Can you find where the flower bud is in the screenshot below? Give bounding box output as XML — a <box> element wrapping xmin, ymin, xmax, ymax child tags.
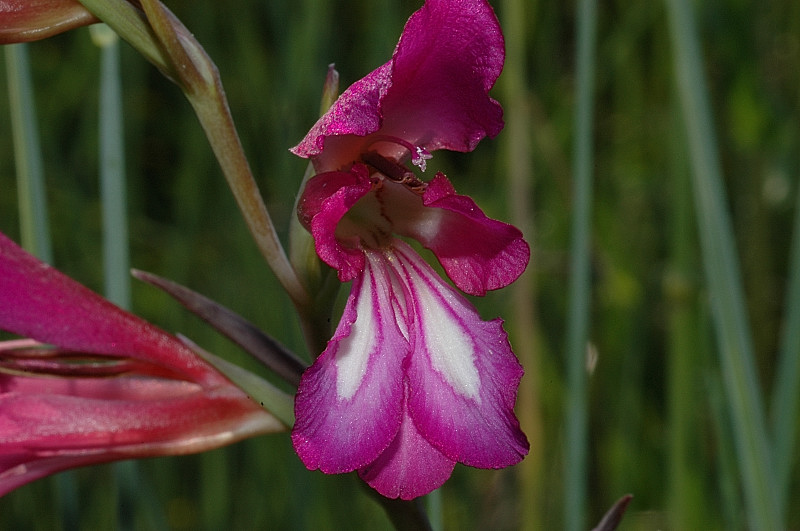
<box><xmin>1</xmin><ymin>0</ymin><xmax>97</xmax><ymax>43</ymax></box>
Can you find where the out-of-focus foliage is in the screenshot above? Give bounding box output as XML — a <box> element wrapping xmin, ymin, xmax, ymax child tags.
<box><xmin>2</xmin><ymin>0</ymin><xmax>800</xmax><ymax>529</ymax></box>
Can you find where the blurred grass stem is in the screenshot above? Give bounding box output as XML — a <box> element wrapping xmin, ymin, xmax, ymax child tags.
<box><xmin>5</xmin><ymin>43</ymin><xmax>51</xmax><ymax>263</ymax></box>
<box><xmin>770</xmin><ymin>180</ymin><xmax>800</xmax><ymax>514</ymax></box>
<box><xmin>499</xmin><ymin>0</ymin><xmax>542</xmax><ymax>526</ymax></box>
<box><xmin>666</xmin><ymin>112</ymin><xmax>706</xmax><ymax>529</ymax></box>
<box><xmin>563</xmin><ymin>0</ymin><xmax>598</xmax><ymax>529</ymax></box>
<box><xmin>664</xmin><ymin>0</ymin><xmax>781</xmax><ymax>527</ymax></box>
<box><xmin>91</xmin><ymin>23</ymin><xmax>165</xmax><ymax>531</ymax></box>
<box><xmin>92</xmin><ymin>25</ymin><xmax>131</xmax><ymax>310</ymax></box>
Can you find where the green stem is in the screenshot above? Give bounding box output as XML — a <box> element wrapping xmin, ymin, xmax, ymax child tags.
<box><xmin>499</xmin><ymin>0</ymin><xmax>542</xmax><ymax>527</ymax></box>
<box><xmin>769</xmin><ymin>179</ymin><xmax>800</xmax><ymax>515</ymax></box>
<box><xmin>183</xmin><ymin>86</ymin><xmax>332</xmax><ymax>354</ymax></box>
<box><xmin>362</xmin><ymin>484</ymin><xmax>432</xmax><ymax>531</ymax></box>
<box><xmin>425</xmin><ymin>489</ymin><xmax>442</xmax><ymax>531</ymax></box>
<box><xmin>563</xmin><ymin>0</ymin><xmax>598</xmax><ymax>528</ymax></box>
<box><xmin>665</xmin><ymin>109</ymin><xmax>705</xmax><ymax>529</ymax></box>
<box><xmin>77</xmin><ymin>0</ymin><xmax>319</xmax><ymax>343</ymax></box>
<box><xmin>5</xmin><ymin>43</ymin><xmax>52</xmax><ymax>263</ymax></box>
<box><xmin>92</xmin><ymin>25</ymin><xmax>131</xmax><ymax>310</ymax></box>
<box><xmin>76</xmin><ymin>0</ymin><xmax>174</xmax><ymax>80</ymax></box>
<box><xmin>664</xmin><ymin>0</ymin><xmax>780</xmax><ymax>527</ymax></box>
<box><xmin>140</xmin><ymin>0</ymin><xmax>310</xmax><ymax>306</ymax></box>
<box><xmin>288</xmin><ymin>67</ymin><xmax>339</xmax><ymax>319</ymax></box>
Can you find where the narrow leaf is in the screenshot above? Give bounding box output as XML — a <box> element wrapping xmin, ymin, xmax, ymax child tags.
<box><xmin>178</xmin><ymin>335</ymin><xmax>295</xmax><ymax>428</ymax></box>
<box><xmin>133</xmin><ymin>269</ymin><xmax>306</xmax><ymax>386</ymax></box>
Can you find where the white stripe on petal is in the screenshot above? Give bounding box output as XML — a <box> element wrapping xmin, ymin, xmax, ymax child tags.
<box><xmin>335</xmin><ymin>262</ymin><xmax>377</xmax><ymax>400</ymax></box>
<box><xmin>391</xmin><ymin>244</ymin><xmax>481</xmax><ymax>401</ymax></box>
<box><xmin>391</xmin><ymin>241</ymin><xmax>528</xmax><ymax>467</ymax></box>
<box><xmin>415</xmin><ymin>285</ymin><xmax>481</xmax><ymax>401</ymax></box>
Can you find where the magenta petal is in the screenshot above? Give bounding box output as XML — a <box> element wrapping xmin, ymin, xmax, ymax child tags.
<box><xmin>386</xmin><ymin>173</ymin><xmax>529</xmax><ymax>295</ymax></box>
<box><xmin>299</xmin><ymin>166</ymin><xmax>373</xmax><ymax>281</ymax></box>
<box><xmin>0</xmin><ymin>0</ymin><xmax>97</xmax><ymax>44</ymax></box>
<box><xmin>0</xmin><ymin>232</ymin><xmax>216</xmax><ymax>384</ymax></box>
<box><xmin>291</xmin><ymin>0</ymin><xmax>504</xmax><ymax>171</ymax></box>
<box><xmin>379</xmin><ymin>0</ymin><xmax>504</xmax><ymax>153</ymax></box>
<box><xmin>0</xmin><ymin>234</ymin><xmax>283</xmax><ymax>496</ymax></box>
<box><xmin>290</xmin><ymin>63</ymin><xmax>393</xmax><ymax>171</ymax></box>
<box><xmin>358</xmin><ymin>394</ymin><xmax>456</xmax><ymax>500</ymax></box>
<box><xmin>418</xmin><ymin>174</ymin><xmax>530</xmax><ymax>295</ymax></box>
<box><xmin>393</xmin><ymin>243</ymin><xmax>529</xmax><ymax>468</ymax></box>
<box><xmin>292</xmin><ymin>256</ymin><xmax>407</xmax><ymax>473</ymax></box>
<box><xmin>0</xmin><ymin>379</ymin><xmax>275</xmax><ymax>496</ymax></box>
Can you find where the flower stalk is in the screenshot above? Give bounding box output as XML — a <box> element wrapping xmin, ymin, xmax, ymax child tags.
<box><xmin>74</xmin><ymin>0</ymin><xmax>331</xmax><ymax>354</ymax></box>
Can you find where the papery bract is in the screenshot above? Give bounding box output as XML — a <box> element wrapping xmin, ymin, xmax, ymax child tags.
<box><xmin>0</xmin><ymin>0</ymin><xmax>97</xmax><ymax>43</ymax></box>
<box><xmin>290</xmin><ymin>0</ymin><xmax>530</xmax><ymax>499</ymax></box>
<box><xmin>0</xmin><ymin>232</ymin><xmax>283</xmax><ymax>496</ymax></box>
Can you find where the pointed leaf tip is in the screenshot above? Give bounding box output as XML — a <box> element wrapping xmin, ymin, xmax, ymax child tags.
<box><xmin>591</xmin><ymin>494</ymin><xmax>634</xmax><ymax>531</ymax></box>
<box><xmin>177</xmin><ymin>335</ymin><xmax>295</xmax><ymax>428</ymax></box>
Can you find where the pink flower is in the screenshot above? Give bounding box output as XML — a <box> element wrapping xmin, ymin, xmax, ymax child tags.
<box><xmin>0</xmin><ymin>232</ymin><xmax>283</xmax><ymax>496</ymax></box>
<box><xmin>0</xmin><ymin>0</ymin><xmax>97</xmax><ymax>44</ymax></box>
<box><xmin>290</xmin><ymin>0</ymin><xmax>529</xmax><ymax>499</ymax></box>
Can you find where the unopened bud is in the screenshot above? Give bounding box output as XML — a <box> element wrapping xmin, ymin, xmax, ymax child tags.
<box><xmin>0</xmin><ymin>0</ymin><xmax>97</xmax><ymax>44</ymax></box>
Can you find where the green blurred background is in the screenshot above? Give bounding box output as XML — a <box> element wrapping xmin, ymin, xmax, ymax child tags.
<box><xmin>2</xmin><ymin>0</ymin><xmax>800</xmax><ymax>529</ymax></box>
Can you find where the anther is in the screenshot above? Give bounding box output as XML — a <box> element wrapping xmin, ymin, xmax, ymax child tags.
<box><xmin>361</xmin><ymin>151</ymin><xmax>427</xmax><ymax>192</ymax></box>
<box><xmin>369</xmin><ymin>135</ymin><xmax>433</xmax><ymax>171</ymax></box>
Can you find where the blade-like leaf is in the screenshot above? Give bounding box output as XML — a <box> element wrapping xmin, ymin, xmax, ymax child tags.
<box><xmin>133</xmin><ymin>269</ymin><xmax>306</xmax><ymax>386</ymax></box>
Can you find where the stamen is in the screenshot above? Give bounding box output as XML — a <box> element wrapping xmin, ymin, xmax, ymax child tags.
<box><xmin>362</xmin><ymin>151</ymin><xmax>414</xmax><ymax>182</ymax></box>
<box><xmin>412</xmin><ymin>146</ymin><xmax>433</xmax><ymax>172</ymax></box>
<box><xmin>361</xmin><ymin>151</ymin><xmax>427</xmax><ymax>192</ymax></box>
<box><xmin>370</xmin><ymin>135</ymin><xmax>433</xmax><ymax>171</ymax></box>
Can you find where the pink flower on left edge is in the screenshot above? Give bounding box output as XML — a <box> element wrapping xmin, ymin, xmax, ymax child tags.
<box><xmin>0</xmin><ymin>231</ymin><xmax>283</xmax><ymax>496</ymax></box>
<box><xmin>0</xmin><ymin>0</ymin><xmax>97</xmax><ymax>44</ymax></box>
<box><xmin>291</xmin><ymin>0</ymin><xmax>529</xmax><ymax>499</ymax></box>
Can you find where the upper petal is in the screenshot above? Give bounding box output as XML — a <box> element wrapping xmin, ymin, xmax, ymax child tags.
<box><xmin>378</xmin><ymin>0</ymin><xmax>504</xmax><ymax>153</ymax></box>
<box><xmin>290</xmin><ymin>63</ymin><xmax>393</xmax><ymax>171</ymax></box>
<box><xmin>290</xmin><ymin>0</ymin><xmax>504</xmax><ymax>171</ymax></box>
<box><xmin>392</xmin><ymin>242</ymin><xmax>529</xmax><ymax>468</ymax></box>
<box><xmin>0</xmin><ymin>232</ymin><xmax>222</xmax><ymax>385</ymax></box>
<box><xmin>291</xmin><ymin>255</ymin><xmax>408</xmax><ymax>473</ymax></box>
<box><xmin>384</xmin><ymin>173</ymin><xmax>530</xmax><ymax>295</ymax></box>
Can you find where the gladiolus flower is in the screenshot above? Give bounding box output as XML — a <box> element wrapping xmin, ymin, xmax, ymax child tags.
<box><xmin>0</xmin><ymin>0</ymin><xmax>97</xmax><ymax>44</ymax></box>
<box><xmin>290</xmin><ymin>0</ymin><xmax>529</xmax><ymax>499</ymax></box>
<box><xmin>0</xmin><ymin>232</ymin><xmax>284</xmax><ymax>496</ymax></box>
